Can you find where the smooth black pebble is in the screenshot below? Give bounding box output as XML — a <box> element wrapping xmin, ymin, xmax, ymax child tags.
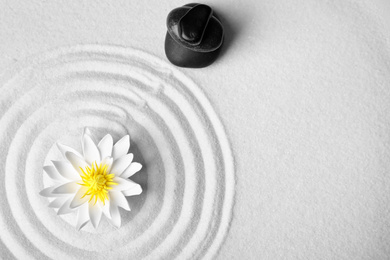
<box><xmin>165</xmin><ymin>3</ymin><xmax>224</xmax><ymax>68</ymax></box>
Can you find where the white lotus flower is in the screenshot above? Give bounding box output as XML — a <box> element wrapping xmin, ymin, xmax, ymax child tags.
<box><xmin>40</xmin><ymin>128</ymin><xmax>143</xmax><ymax>230</ymax></box>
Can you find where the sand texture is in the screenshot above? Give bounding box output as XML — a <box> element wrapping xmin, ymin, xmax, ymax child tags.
<box><xmin>1</xmin><ymin>0</ymin><xmax>390</xmax><ymax>259</ymax></box>
<box><xmin>0</xmin><ymin>46</ymin><xmax>234</xmax><ymax>259</ymax></box>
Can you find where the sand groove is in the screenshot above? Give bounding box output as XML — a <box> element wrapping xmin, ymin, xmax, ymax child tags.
<box><xmin>0</xmin><ymin>45</ymin><xmax>235</xmax><ymax>260</ymax></box>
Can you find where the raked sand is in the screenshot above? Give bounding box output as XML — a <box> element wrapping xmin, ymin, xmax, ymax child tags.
<box><xmin>0</xmin><ymin>46</ymin><xmax>234</xmax><ymax>259</ymax></box>
<box><xmin>0</xmin><ymin>0</ymin><xmax>390</xmax><ymax>259</ymax></box>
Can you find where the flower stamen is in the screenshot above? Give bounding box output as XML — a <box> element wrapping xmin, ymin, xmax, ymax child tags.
<box><xmin>78</xmin><ymin>161</ymin><xmax>118</xmax><ymax>205</ymax></box>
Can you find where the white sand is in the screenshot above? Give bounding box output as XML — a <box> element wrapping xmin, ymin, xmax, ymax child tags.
<box><xmin>0</xmin><ymin>46</ymin><xmax>234</xmax><ymax>259</ymax></box>
<box><xmin>0</xmin><ymin>0</ymin><xmax>390</xmax><ymax>259</ymax></box>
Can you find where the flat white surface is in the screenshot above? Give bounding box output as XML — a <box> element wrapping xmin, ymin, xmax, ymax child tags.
<box><xmin>1</xmin><ymin>0</ymin><xmax>390</xmax><ymax>259</ymax></box>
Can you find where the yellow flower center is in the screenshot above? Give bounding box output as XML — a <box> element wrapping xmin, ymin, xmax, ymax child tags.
<box><xmin>78</xmin><ymin>161</ymin><xmax>117</xmax><ymax>205</ymax></box>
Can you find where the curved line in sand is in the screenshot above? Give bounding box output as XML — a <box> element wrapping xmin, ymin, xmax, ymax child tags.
<box><xmin>0</xmin><ymin>45</ymin><xmax>235</xmax><ymax>260</ymax></box>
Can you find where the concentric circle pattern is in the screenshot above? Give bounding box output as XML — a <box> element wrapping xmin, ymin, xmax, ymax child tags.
<box><xmin>0</xmin><ymin>45</ymin><xmax>235</xmax><ymax>259</ymax></box>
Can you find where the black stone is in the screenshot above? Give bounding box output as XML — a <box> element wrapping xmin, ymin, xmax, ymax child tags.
<box><xmin>165</xmin><ymin>3</ymin><xmax>224</xmax><ymax>68</ymax></box>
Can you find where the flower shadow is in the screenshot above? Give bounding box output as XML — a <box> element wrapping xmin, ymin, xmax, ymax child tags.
<box><xmin>121</xmin><ymin>142</ymin><xmax>148</xmax><ymax>223</ymax></box>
